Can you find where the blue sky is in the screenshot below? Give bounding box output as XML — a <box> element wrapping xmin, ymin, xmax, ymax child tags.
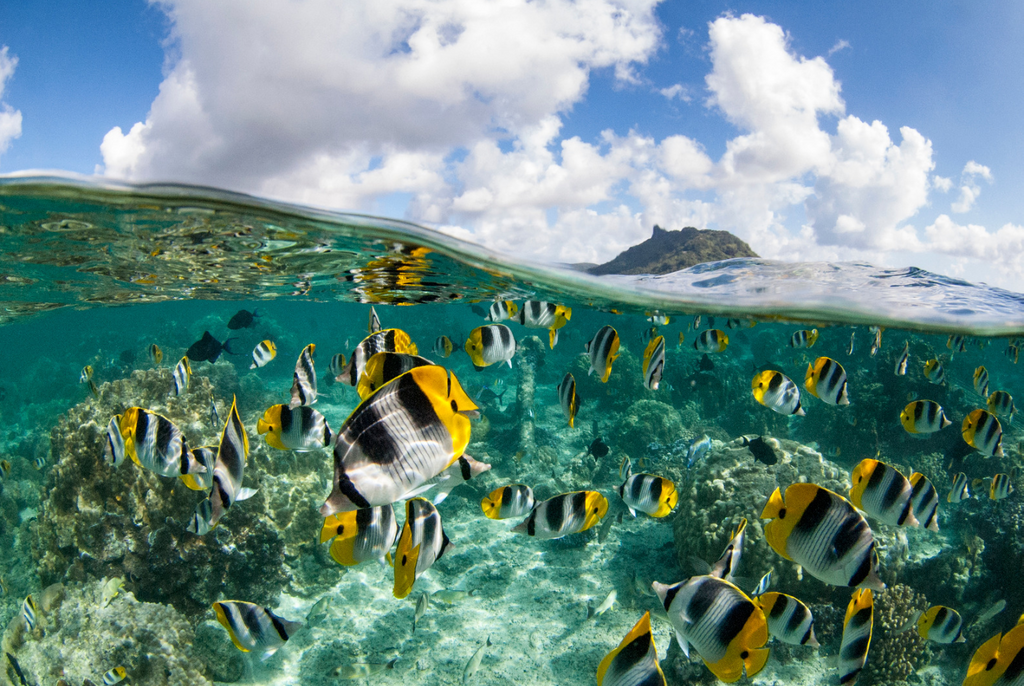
<box><xmin>1</xmin><ymin>1</ymin><xmax>1023</xmax><ymax>290</ymax></box>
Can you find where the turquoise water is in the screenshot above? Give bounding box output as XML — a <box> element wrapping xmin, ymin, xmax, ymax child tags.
<box><xmin>0</xmin><ymin>177</ymin><xmax>1022</xmax><ymax>686</ymax></box>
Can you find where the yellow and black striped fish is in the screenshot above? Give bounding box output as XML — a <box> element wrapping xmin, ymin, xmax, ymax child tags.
<box><xmin>804</xmin><ymin>357</ymin><xmax>850</xmax><ymax>405</ymax></box>
<box><xmin>642</xmin><ymin>335</ymin><xmax>665</xmax><ymax>391</ymax></box>
<box><xmin>511</xmin><ymin>491</ymin><xmax>608</xmax><ymax>539</ymax></box>
<box><xmin>101</xmin><ymin>666</ymin><xmax>127</xmax><ymax>686</ymax></box>
<box><xmin>465</xmin><ymin>324</ymin><xmax>517</xmax><ymax>369</ymax></box>
<box><xmin>393</xmin><ymin>498</ymin><xmax>452</xmax><ymax>599</ymax></box>
<box><xmin>368</xmin><ymin>305</ymin><xmax>382</xmax><ymax>334</ymax></box>
<box><xmin>974</xmin><ymin>366</ymin><xmax>990</xmax><ymax>397</ymax></box>
<box><xmin>617</xmin><ymin>458</ymin><xmax>677</xmax><ymax>518</ymax></box>
<box><xmin>849</xmin><ymin>459</ymin><xmax>920</xmax><ymax>527</ymax></box>
<box><xmin>515</xmin><ymin>301</ymin><xmax>571</xmax><ymax>348</ymax></box>
<box><xmin>987</xmin><ymin>391</ymin><xmax>1016</xmax><ymax>422</ymax></box>
<box><xmin>557</xmin><ymin>372</ymin><xmax>581</xmax><ymax>428</ymax></box>
<box><xmin>990</xmin><ymin>473</ymin><xmax>1013</xmax><ymax>501</ymax></box>
<box><xmin>171</xmin><ymin>356</ymin><xmax>191</xmax><ymax>396</ymax></box>
<box><xmin>119</xmin><ymin>408</ymin><xmax>205</xmax><ymax>478</ymax></box>
<box><xmin>596</xmin><ymin>612</ymin><xmax>666</xmax><ymax>686</ymax></box>
<box><xmin>179</xmin><ymin>446</ymin><xmax>216</xmax><ymax>491</ymax></box>
<box><xmin>652</xmin><ymin>575</ymin><xmax>769</xmax><ymax>683</ymax></box>
<box><xmin>962</xmin><ymin>408</ymin><xmax>1004</xmax><ymax>457</ymax></box>
<box><xmin>789</xmin><ymin>329</ymin><xmax>818</xmax><ymax>348</ymax></box>
<box><xmin>328</xmin><ymin>353</ymin><xmax>346</xmax><ymax>379</ymax></box>
<box><xmin>187</xmin><ymin>396</ymin><xmax>256</xmax><ymax>534</ymax></box>
<box><xmin>320</xmin><ymin>504</ymin><xmax>398</xmax><ymax>567</ymax></box>
<box><xmin>103</xmin><ymin>414</ymin><xmax>126</xmax><ymax>468</ymax></box>
<box><xmin>948</xmin><ymin>472</ymin><xmax>971</xmax><ymax>503</ymax></box>
<box><xmin>290</xmin><ymin>344</ymin><xmax>317</xmax><ymax>407</ymax></box>
<box><xmin>249</xmin><ymin>340</ymin><xmax>276</xmax><ymax>369</ymax></box>
<box><xmin>485</xmin><ymin>300</ymin><xmax>518</xmax><ymax>322</ymax></box>
<box><xmin>839</xmin><ymin>589</ymin><xmax>873</xmax><ymax>686</ymax></box>
<box><xmin>336</xmin><ymin>329</ymin><xmax>418</xmax><ymax>386</ymax></box>
<box><xmin>212</xmin><ymin>600</ymin><xmax>303</xmax><ymax>660</ymax></box>
<box><xmin>481</xmin><ymin>484</ymin><xmax>536</xmax><ymax>520</ymax></box>
<box><xmin>257</xmin><ymin>404</ymin><xmax>332</xmax><ymax>451</ymax></box>
<box><xmin>761</xmin><ymin>484</ymin><xmax>883</xmax><ymax>589</ymax></box>
<box><xmin>751</xmin><ymin>370</ymin><xmax>804</xmax><ymax>416</ymax></box>
<box><xmin>148</xmin><ymin>343</ymin><xmax>163</xmax><ymax>365</ymax></box>
<box><xmin>963</xmin><ymin>618</ymin><xmax>1024</xmax><ymax>686</ymax></box>
<box><xmin>908</xmin><ymin>472</ymin><xmax>940</xmax><ymax>532</ymax></box>
<box><xmin>22</xmin><ymin>594</ymin><xmax>36</xmax><ymax>631</ymax></box>
<box><xmin>356</xmin><ymin>352</ymin><xmax>436</xmax><ymax>400</ymax></box>
<box><xmin>894</xmin><ymin>341</ymin><xmax>909</xmax><ymax>376</ymax></box>
<box><xmin>694</xmin><ymin>328</ymin><xmax>729</xmax><ymax>353</ymax></box>
<box><xmin>947</xmin><ymin>334</ymin><xmax>967</xmax><ymax>355</ymax></box>
<box><xmin>709</xmin><ymin>518</ymin><xmax>747</xmax><ymax>583</ymax></box>
<box><xmin>900</xmin><ymin>400</ymin><xmax>951</xmax><ymax>434</ymax></box>
<box><xmin>923</xmin><ymin>358</ymin><xmax>945</xmax><ymax>384</ymax></box>
<box><xmin>915</xmin><ymin>606</ymin><xmax>964</xmax><ymax>643</ymax></box>
<box><xmin>321</xmin><ymin>366</ymin><xmax>478</xmax><ymax>514</ymax></box>
<box><xmin>756</xmin><ymin>592</ymin><xmax>819</xmax><ymax>647</ymax></box>
<box><xmin>586</xmin><ymin>325</ymin><xmax>620</xmax><ymax>383</ymax></box>
<box><xmin>432</xmin><ymin>335</ymin><xmax>456</xmax><ymax>358</ymax></box>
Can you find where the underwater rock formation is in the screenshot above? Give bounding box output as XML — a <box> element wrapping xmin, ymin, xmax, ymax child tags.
<box><xmin>34</xmin><ymin>368</ymin><xmax>288</xmax><ymax>618</ymax></box>
<box><xmin>859</xmin><ymin>583</ymin><xmax>929</xmax><ymax>686</ymax></box>
<box><xmin>1</xmin><ymin>578</ymin><xmax>211</xmax><ymax>686</ymax></box>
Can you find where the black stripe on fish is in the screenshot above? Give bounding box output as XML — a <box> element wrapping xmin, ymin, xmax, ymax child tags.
<box><xmin>794</xmin><ymin>487</ymin><xmax>832</xmax><ymax>534</ymax></box>
<box><xmin>687</xmin><ymin>578</ymin><xmax>726</xmax><ymax>624</ymax></box>
<box><xmin>1004</xmin><ymin>645</ymin><xmax>1024</xmax><ymax>682</ymax></box>
<box><xmin>848</xmin><ymin>545</ymin><xmax>874</xmax><ymax>587</ymax></box>
<box><xmin>459</xmin><ymin>457</ymin><xmax>471</xmax><ymax>481</ymax></box>
<box><xmin>718</xmin><ymin>600</ymin><xmax>755</xmax><ymax>648</ymax></box>
<box><xmin>769</xmin><ymin>595</ymin><xmax>790</xmax><ymax>620</ymax></box>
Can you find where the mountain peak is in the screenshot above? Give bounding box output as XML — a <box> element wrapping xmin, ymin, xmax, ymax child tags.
<box><xmin>589</xmin><ymin>226</ymin><xmax>758</xmax><ymax>276</ymax></box>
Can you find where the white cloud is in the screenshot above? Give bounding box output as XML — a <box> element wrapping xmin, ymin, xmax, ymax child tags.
<box><xmin>0</xmin><ymin>46</ymin><xmax>23</xmax><ymax>166</ymax></box>
<box><xmin>951</xmin><ymin>160</ymin><xmax>993</xmax><ymax>213</ymax></box>
<box><xmin>658</xmin><ymin>83</ymin><xmax>691</xmax><ymax>101</ymax></box>
<box><xmin>827</xmin><ymin>39</ymin><xmax>851</xmax><ymax>56</ymax></box>
<box><xmin>932</xmin><ymin>175</ymin><xmax>952</xmax><ymax>192</ymax></box>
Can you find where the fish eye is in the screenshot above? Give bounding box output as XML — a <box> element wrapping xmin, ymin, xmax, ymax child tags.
<box><xmin>779</xmin><ymin>508</ymin><xmax>786</xmax><ymax>519</ymax></box>
<box><xmin>401</xmin><ymin>555</ymin><xmax>407</xmax><ymax>565</ymax></box>
<box><xmin>740</xmin><ymin>651</ymin><xmax>749</xmax><ymax>659</ymax></box>
<box><xmin>451</xmin><ymin>400</ymin><xmax>458</xmax><ymax>412</ymax></box>
<box><xmin>987</xmin><ymin>658</ymin><xmax>998</xmax><ymax>671</ymax></box>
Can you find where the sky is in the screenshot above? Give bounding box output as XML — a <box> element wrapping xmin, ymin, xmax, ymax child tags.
<box><xmin>2</xmin><ymin>1</ymin><xmax>1024</xmax><ymax>291</ymax></box>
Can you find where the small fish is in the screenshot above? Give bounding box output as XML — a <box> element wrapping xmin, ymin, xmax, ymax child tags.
<box><xmin>470</xmin><ymin>305</ymin><xmax>487</xmax><ymax>318</ymax></box>
<box><xmin>591</xmin><ymin>590</ymin><xmax>617</xmax><ymax>618</ymax></box>
<box><xmin>249</xmin><ymin>340</ymin><xmax>277</xmax><ymax>369</ymax></box>
<box><xmin>804</xmin><ymin>356</ymin><xmax>850</xmax><ymax>405</ymax></box>
<box><xmin>212</xmin><ymin>600</ymin><xmax>303</xmax><ymax>660</ymax></box>
<box><xmin>227</xmin><ymin>308</ymin><xmax>259</xmax><ymax>329</ymax></box>
<box><xmin>185</xmin><ymin>331</ymin><xmax>237</xmax><ymax>362</ymax></box>
<box><xmin>257</xmin><ymin>404</ymin><xmax>333</xmax><ymax>451</ymax></box>
<box><xmin>101</xmin><ymin>666</ymin><xmax>127</xmax><ymax>685</ymax></box>
<box><xmin>80</xmin><ymin>365</ymin><xmax>94</xmax><ymax>383</ymax></box>
<box><xmin>948</xmin><ymin>472</ymin><xmax>971</xmax><ymax>503</ymax></box>
<box><xmin>306</xmin><ymin>596</ymin><xmax>332</xmax><ymax>626</ymax></box>
<box><xmin>585</xmin><ymin>325</ymin><xmax>620</xmax><ymax>382</ymax></box>
<box><xmin>974</xmin><ymin>366</ymin><xmax>990</xmax><ymax>397</ymax></box>
<box><xmin>171</xmin><ymin>356</ymin><xmax>191</xmax><ymax>396</ymax></box>
<box><xmin>839</xmin><ymin>589</ymin><xmax>874</xmax><ymax>686</ymax></box>
<box><xmin>0</xmin><ymin>459</ymin><xmax>9</xmax><ymax>479</ymax></box>
<box><xmin>368</xmin><ymin>305</ymin><xmax>382</xmax><ymax>333</ymax></box>
<box><xmin>333</xmin><ymin>659</ymin><xmax>398</xmax><ymax>680</ymax></box>
<box><xmin>752</xmin><ymin>570</ymin><xmax>773</xmax><ymax>597</ymax></box>
<box><xmin>652</xmin><ymin>575</ymin><xmax>769</xmax><ymax>682</ymax></box>
<box><xmin>119</xmin><ymin>408</ymin><xmax>205</xmax><ymax>478</ymax></box>
<box><xmin>990</xmin><ymin>473</ymin><xmax>1013</xmax><ymax>500</ymax></box>
<box><xmin>617</xmin><ymin>457</ymin><xmax>677</xmax><ymax>517</ymax></box>
<box><xmin>393</xmin><ymin>498</ymin><xmax>453</xmax><ymax>599</ymax></box>
<box><xmin>975</xmin><ymin>599</ymin><xmax>1007</xmax><ymax>625</ymax></box>
<box><xmin>849</xmin><ymin>459</ymin><xmax>919</xmax><ymax>527</ymax></box>
<box><xmin>761</xmin><ymin>484</ymin><xmax>883</xmax><ymax>589</ymax></box>
<box><xmin>6</xmin><ymin>653</ymin><xmax>28</xmax><ymax>686</ymax></box>
<box><xmin>848</xmin><ymin>331</ymin><xmax>855</xmax><ymax>355</ymax></box>
<box><xmin>1006</xmin><ymin>343</ymin><xmax>1020</xmax><ymax>364</ymax></box>
<box><xmin>88</xmin><ymin>378</ymin><xmax>100</xmax><ymax>398</ymax></box>
<box><xmin>678</xmin><ymin>332</ymin><xmax>685</xmax><ymax>347</ymax></box>
<box><xmin>515</xmin><ymin>301</ymin><xmax>571</xmax><ymax>348</ymax></box>
<box><xmin>209</xmin><ymin>397</ymin><xmax>220</xmax><ymax>428</ymax></box>
<box><xmin>465</xmin><ymin>324</ymin><xmax>517</xmax><ymax>369</ymax></box>
<box><xmin>463</xmin><ymin>636</ymin><xmax>491</xmax><ymax>684</ymax></box>
<box><xmin>692</xmin><ymin>314</ymin><xmax>701</xmax><ymax>329</ymax></box>
<box><xmin>923</xmin><ymin>358</ymin><xmax>945</xmax><ymax>384</ymax></box>
<box><xmin>481</xmin><ymin>484</ymin><xmax>535</xmax><ymax>520</ymax></box>
<box><xmin>900</xmin><ymin>400</ymin><xmax>952</xmax><ymax>434</ymax></box>
<box><xmin>789</xmin><ymin>329</ymin><xmax>818</xmax><ymax>348</ymax></box>
<box><xmin>756</xmin><ymin>592</ymin><xmax>818</xmax><ymax>647</ymax></box>
<box><xmin>148</xmin><ymin>343</ymin><xmax>163</xmax><ymax>365</ymax></box>
<box><xmin>710</xmin><ymin>518</ymin><xmax>747</xmax><ymax>582</ymax></box>
<box><xmin>947</xmin><ymin>334</ymin><xmax>967</xmax><ymax>356</ymax></box>
<box><xmin>686</xmin><ymin>434</ymin><xmax>711</xmax><ymax>467</ymax></box>
<box><xmin>642</xmin><ymin>336</ymin><xmax>665</xmax><ymax>391</ymax></box>
<box><xmin>693</xmin><ymin>328</ymin><xmax>728</xmax><ymax>353</ymax></box>
<box><xmin>486</xmin><ymin>300</ymin><xmax>518</xmax><ymax>322</ymax></box>
<box><xmin>32</xmin><ymin>455</ymin><xmax>46</xmax><ymax>470</ymax></box>
<box><xmin>21</xmin><ymin>595</ymin><xmax>36</xmax><ymax>631</ymax></box>
<box><xmin>413</xmin><ymin>591</ymin><xmax>429</xmax><ymax>631</ymax></box>
<box><xmin>101</xmin><ymin>577</ymin><xmax>125</xmax><ymax>607</ymax></box>
<box><xmin>639</xmin><ymin>326</ymin><xmax>658</xmax><ymax>345</ymax></box>
<box><xmin>433</xmin><ymin>335</ymin><xmax>456</xmax><ymax>358</ymax></box>
<box><xmin>962</xmin><ymin>409</ymin><xmax>1004</xmax><ymax>457</ymax></box>
<box><xmin>290</xmin><ymin>344</ymin><xmax>317</xmax><ymax>407</ymax></box>
<box><xmin>911</xmin><ymin>606</ymin><xmax>965</xmax><ymax>643</ymax></box>
<box><xmin>894</xmin><ymin>341</ymin><xmax>909</xmax><ymax>375</ymax></box>
<box><xmin>595</xmin><ymin>612</ymin><xmax>666</xmax><ymax>686</ymax></box>
<box><xmin>987</xmin><ymin>390</ymin><xmax>1016</xmax><ymax>422</ymax></box>
<box><xmin>751</xmin><ymin>370</ymin><xmax>804</xmax><ymax>416</ymax></box>
<box><xmin>321</xmin><ymin>504</ymin><xmax>399</xmax><ymax>567</ymax></box>
<box><xmin>869</xmin><ymin>326</ymin><xmax>883</xmax><ymax>356</ymax></box>
<box><xmin>557</xmin><ymin>372</ymin><xmax>581</xmax><ymax>428</ymax></box>
<box><xmin>588</xmin><ymin>436</ymin><xmax>610</xmax><ymax>459</ymax></box>
<box><xmin>356</xmin><ymin>352</ymin><xmax>435</xmax><ymax>400</ymax></box>
<box><xmin>909</xmin><ymin>472</ymin><xmax>940</xmax><ymax>532</ymax></box>
<box><xmin>420</xmin><ymin>454</ymin><xmax>492</xmax><ymax>504</ymax></box>
<box><xmin>179</xmin><ymin>446</ymin><xmax>217</xmax><ymax>491</ymax></box>
<box><xmin>646</xmin><ymin>312</ymin><xmax>670</xmax><ymax>326</ymax></box>
<box><xmin>511</xmin><ymin>491</ymin><xmax>608</xmax><ymax>540</ymax></box>
<box><xmin>434</xmin><ymin>589</ymin><xmax>471</xmax><ymax>604</ymax></box>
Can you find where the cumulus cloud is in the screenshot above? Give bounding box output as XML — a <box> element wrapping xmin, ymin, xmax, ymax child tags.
<box><xmin>0</xmin><ymin>46</ymin><xmax>23</xmax><ymax>165</ymax></box>
<box><xmin>658</xmin><ymin>83</ymin><xmax>691</xmax><ymax>101</ymax></box>
<box><xmin>951</xmin><ymin>160</ymin><xmax>993</xmax><ymax>213</ymax></box>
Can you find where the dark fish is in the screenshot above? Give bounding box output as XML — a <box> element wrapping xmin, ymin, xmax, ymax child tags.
<box><xmin>471</xmin><ymin>305</ymin><xmax>487</xmax><ymax>318</ymax></box>
<box><xmin>186</xmin><ymin>331</ymin><xmax>237</xmax><ymax>362</ymax></box>
<box><xmin>699</xmin><ymin>353</ymin><xmax>715</xmax><ymax>371</ymax></box>
<box><xmin>5</xmin><ymin>652</ymin><xmax>27</xmax><ymax>686</ymax></box>
<box><xmin>741</xmin><ymin>436</ymin><xmax>778</xmax><ymax>466</ymax></box>
<box><xmin>227</xmin><ymin>308</ymin><xmax>259</xmax><ymax>329</ymax></box>
<box><xmin>588</xmin><ymin>437</ymin><xmax>610</xmax><ymax>458</ymax></box>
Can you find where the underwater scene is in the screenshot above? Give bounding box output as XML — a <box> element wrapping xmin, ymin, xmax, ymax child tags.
<box><xmin>2</xmin><ymin>178</ymin><xmax>1024</xmax><ymax>686</ymax></box>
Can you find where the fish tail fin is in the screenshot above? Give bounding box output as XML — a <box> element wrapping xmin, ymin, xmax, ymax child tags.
<box><xmin>744</xmin><ymin>647</ymin><xmax>770</xmax><ymax>678</ymax></box>
<box><xmin>549</xmin><ymin>328</ymin><xmax>558</xmax><ymax>349</ymax></box>
<box><xmin>222</xmin><ymin>337</ymin><xmax>239</xmax><ymax>355</ymax></box>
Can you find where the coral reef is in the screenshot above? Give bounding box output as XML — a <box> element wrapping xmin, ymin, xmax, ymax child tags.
<box><xmin>1</xmin><ymin>579</ymin><xmax>211</xmax><ymax>686</ymax></box>
<box><xmin>859</xmin><ymin>583</ymin><xmax>929</xmax><ymax>686</ymax></box>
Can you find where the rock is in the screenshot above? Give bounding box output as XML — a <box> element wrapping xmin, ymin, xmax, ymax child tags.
<box><xmin>589</xmin><ymin>225</ymin><xmax>758</xmax><ymax>276</ymax></box>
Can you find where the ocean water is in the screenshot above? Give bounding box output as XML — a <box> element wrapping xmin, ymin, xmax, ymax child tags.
<box><xmin>0</xmin><ymin>177</ymin><xmax>1022</xmax><ymax>686</ymax></box>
